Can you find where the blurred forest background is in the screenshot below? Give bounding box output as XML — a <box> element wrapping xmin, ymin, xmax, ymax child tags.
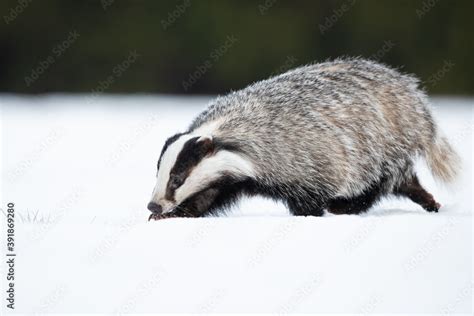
<box><xmin>0</xmin><ymin>0</ymin><xmax>473</xmax><ymax>95</ymax></box>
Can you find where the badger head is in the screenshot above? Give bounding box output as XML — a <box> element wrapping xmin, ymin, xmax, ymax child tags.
<box><xmin>148</xmin><ymin>130</ymin><xmax>254</xmax><ymax>216</ymax></box>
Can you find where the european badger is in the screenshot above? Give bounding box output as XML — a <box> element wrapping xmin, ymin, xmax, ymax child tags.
<box><xmin>148</xmin><ymin>58</ymin><xmax>459</xmax><ymax>220</ymax></box>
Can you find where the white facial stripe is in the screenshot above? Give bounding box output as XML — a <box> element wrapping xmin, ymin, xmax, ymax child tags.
<box><xmin>153</xmin><ymin>134</ymin><xmax>193</xmax><ymax>202</ymax></box>
<box><xmin>151</xmin><ymin>120</ymin><xmax>225</xmax><ymax>207</ymax></box>
<box><xmin>174</xmin><ymin>150</ymin><xmax>255</xmax><ymax>206</ymax></box>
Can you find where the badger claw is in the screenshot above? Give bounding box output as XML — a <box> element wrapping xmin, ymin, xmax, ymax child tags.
<box><xmin>148</xmin><ymin>213</ymin><xmax>165</xmax><ymax>221</ymax></box>
<box><xmin>148</xmin><ymin>212</ymin><xmax>178</xmax><ymax>221</ymax></box>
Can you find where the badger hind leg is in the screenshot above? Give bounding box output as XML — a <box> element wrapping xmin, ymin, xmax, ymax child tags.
<box><xmin>393</xmin><ymin>175</ymin><xmax>441</xmax><ymax>212</ymax></box>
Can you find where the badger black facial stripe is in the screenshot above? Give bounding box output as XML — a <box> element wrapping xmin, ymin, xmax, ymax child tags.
<box><xmin>150</xmin><ymin>118</ymin><xmax>255</xmax><ymax>214</ymax></box>
<box><xmin>165</xmin><ymin>136</ymin><xmax>215</xmax><ymax>199</ymax></box>
<box><xmin>152</xmin><ymin>133</ymin><xmax>197</xmax><ymax>210</ymax></box>
<box><xmin>157</xmin><ymin>132</ymin><xmax>186</xmax><ymax>171</ymax></box>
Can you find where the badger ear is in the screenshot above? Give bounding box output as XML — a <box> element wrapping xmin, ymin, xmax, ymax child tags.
<box><xmin>197</xmin><ymin>135</ymin><xmax>213</xmax><ymax>143</ymax></box>
<box><xmin>196</xmin><ymin>135</ymin><xmax>214</xmax><ymax>154</ymax></box>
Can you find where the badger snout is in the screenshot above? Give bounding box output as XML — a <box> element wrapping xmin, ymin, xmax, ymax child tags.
<box><xmin>147</xmin><ymin>201</ymin><xmax>162</xmax><ymax>214</ymax></box>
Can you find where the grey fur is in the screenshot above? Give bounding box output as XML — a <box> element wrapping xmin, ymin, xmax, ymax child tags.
<box><xmin>187</xmin><ymin>58</ymin><xmax>459</xmax><ymax>211</ymax></box>
<box><xmin>149</xmin><ymin>57</ymin><xmax>460</xmax><ymax>219</ymax></box>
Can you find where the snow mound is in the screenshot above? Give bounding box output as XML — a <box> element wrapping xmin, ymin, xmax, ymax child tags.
<box><xmin>1</xmin><ymin>95</ymin><xmax>472</xmax><ymax>313</ymax></box>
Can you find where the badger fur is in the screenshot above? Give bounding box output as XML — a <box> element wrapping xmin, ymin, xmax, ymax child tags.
<box><xmin>148</xmin><ymin>58</ymin><xmax>460</xmax><ymax>219</ymax></box>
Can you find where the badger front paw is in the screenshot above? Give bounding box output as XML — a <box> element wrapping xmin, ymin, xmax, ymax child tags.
<box><xmin>148</xmin><ymin>212</ymin><xmax>178</xmax><ymax>221</ymax></box>
<box><xmin>148</xmin><ymin>208</ymin><xmax>199</xmax><ymax>221</ymax></box>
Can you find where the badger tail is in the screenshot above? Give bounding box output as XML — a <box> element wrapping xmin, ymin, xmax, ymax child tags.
<box><xmin>424</xmin><ymin>134</ymin><xmax>461</xmax><ymax>183</ymax></box>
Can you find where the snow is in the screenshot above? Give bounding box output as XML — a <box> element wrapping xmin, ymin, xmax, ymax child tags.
<box><xmin>0</xmin><ymin>94</ymin><xmax>472</xmax><ymax>313</ymax></box>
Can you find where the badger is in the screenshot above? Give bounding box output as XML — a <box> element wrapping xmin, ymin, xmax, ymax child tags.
<box><xmin>148</xmin><ymin>58</ymin><xmax>460</xmax><ymax>220</ymax></box>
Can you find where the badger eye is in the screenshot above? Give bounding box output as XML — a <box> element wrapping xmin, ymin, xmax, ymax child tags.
<box><xmin>170</xmin><ymin>177</ymin><xmax>183</xmax><ymax>189</ymax></box>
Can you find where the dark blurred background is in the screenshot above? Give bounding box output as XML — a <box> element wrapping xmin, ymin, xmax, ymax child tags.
<box><xmin>1</xmin><ymin>0</ymin><xmax>473</xmax><ymax>95</ymax></box>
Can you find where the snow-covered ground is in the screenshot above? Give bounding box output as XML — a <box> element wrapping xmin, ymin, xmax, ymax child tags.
<box><xmin>1</xmin><ymin>95</ymin><xmax>472</xmax><ymax>314</ymax></box>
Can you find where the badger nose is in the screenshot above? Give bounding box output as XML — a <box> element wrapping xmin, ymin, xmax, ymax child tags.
<box><xmin>147</xmin><ymin>202</ymin><xmax>162</xmax><ymax>214</ymax></box>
